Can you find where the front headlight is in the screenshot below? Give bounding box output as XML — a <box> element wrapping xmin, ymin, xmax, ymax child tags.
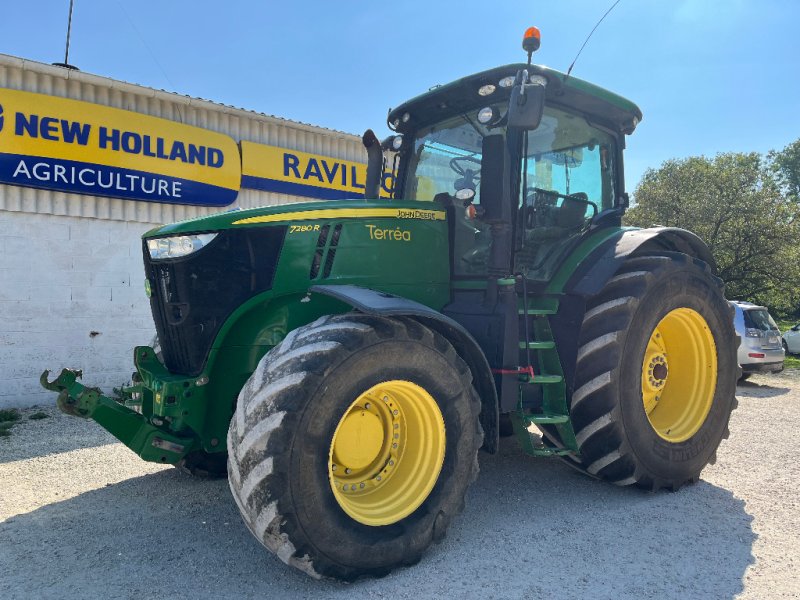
<box><xmin>147</xmin><ymin>233</ymin><xmax>218</xmax><ymax>260</ymax></box>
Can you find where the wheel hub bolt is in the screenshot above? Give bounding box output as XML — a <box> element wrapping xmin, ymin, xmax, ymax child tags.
<box><xmin>345</xmin><ymin>468</ymin><xmax>351</xmax><ymax>474</ymax></box>
<box><xmin>332</xmin><ymin>464</ymin><xmax>337</xmax><ymax>471</ymax></box>
<box><xmin>364</xmin><ymin>402</ymin><xmax>371</xmax><ymax>410</ymax></box>
<box><xmin>376</xmin><ymin>475</ymin><xmax>382</xmax><ymax>481</ymax></box>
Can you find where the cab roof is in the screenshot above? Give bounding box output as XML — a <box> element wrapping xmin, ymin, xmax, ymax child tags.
<box><xmin>388</xmin><ymin>63</ymin><xmax>643</xmax><ymax>136</ymax></box>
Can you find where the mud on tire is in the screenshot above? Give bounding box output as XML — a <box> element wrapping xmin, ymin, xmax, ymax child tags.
<box><xmin>569</xmin><ymin>252</ymin><xmax>738</xmax><ymax>491</ymax></box>
<box><xmin>227</xmin><ymin>313</ymin><xmax>482</xmax><ymax>580</ymax></box>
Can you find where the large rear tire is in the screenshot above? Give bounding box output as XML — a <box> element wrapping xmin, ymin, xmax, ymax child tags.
<box><xmin>227</xmin><ymin>314</ymin><xmax>482</xmax><ymax>580</ymax></box>
<box><xmin>570</xmin><ymin>253</ymin><xmax>737</xmax><ymax>491</ymax></box>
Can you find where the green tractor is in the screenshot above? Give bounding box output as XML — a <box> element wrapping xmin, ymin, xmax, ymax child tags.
<box><xmin>42</xmin><ymin>28</ymin><xmax>737</xmax><ymax>580</ymax></box>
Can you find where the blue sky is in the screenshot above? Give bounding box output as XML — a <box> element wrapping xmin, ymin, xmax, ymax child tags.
<box><xmin>1</xmin><ymin>1</ymin><xmax>798</xmax><ymax>194</ymax></box>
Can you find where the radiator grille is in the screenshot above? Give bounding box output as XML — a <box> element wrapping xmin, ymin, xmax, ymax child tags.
<box><xmin>144</xmin><ymin>227</ymin><xmax>286</xmax><ymax>376</ymax></box>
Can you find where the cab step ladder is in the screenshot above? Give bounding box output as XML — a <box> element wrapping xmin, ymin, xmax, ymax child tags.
<box><xmin>511</xmin><ymin>285</ymin><xmax>580</xmax><ymax>457</ymax></box>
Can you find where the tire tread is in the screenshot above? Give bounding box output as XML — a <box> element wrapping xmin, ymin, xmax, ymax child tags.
<box><xmin>569</xmin><ymin>252</ymin><xmax>739</xmax><ymax>491</ymax></box>
<box><xmin>227</xmin><ymin>313</ymin><xmax>482</xmax><ymax>580</ymax></box>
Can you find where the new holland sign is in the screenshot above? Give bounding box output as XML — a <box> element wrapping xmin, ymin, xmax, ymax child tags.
<box><xmin>0</xmin><ymin>89</ymin><xmax>241</xmax><ymax>206</ymax></box>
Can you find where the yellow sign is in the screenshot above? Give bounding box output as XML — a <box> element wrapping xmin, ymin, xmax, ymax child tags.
<box><xmin>0</xmin><ymin>88</ymin><xmax>240</xmax><ymax>206</ymax></box>
<box><xmin>241</xmin><ymin>141</ymin><xmax>393</xmax><ymax>200</ymax></box>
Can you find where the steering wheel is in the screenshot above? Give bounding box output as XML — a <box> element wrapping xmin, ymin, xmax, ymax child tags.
<box><xmin>523</xmin><ymin>187</ymin><xmax>558</xmax><ymax>229</ymax></box>
<box><xmin>523</xmin><ymin>187</ymin><xmax>594</xmax><ymax>229</ymax></box>
<box><xmin>527</xmin><ymin>187</ymin><xmax>591</xmax><ymax>203</ymax></box>
<box><xmin>449</xmin><ymin>155</ymin><xmax>482</xmax><ymax>177</ymax></box>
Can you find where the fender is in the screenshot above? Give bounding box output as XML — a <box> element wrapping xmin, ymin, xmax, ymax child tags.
<box><xmin>565</xmin><ymin>226</ymin><xmax>716</xmax><ymax>297</ymax></box>
<box><xmin>310</xmin><ymin>284</ymin><xmax>499</xmax><ymax>453</ymax></box>
<box><xmin>547</xmin><ymin>226</ymin><xmax>717</xmax><ymax>396</ymax></box>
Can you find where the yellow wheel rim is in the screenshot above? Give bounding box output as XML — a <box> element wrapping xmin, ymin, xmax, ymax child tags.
<box><xmin>641</xmin><ymin>308</ymin><xmax>717</xmax><ymax>442</ymax></box>
<box><xmin>328</xmin><ymin>380</ymin><xmax>446</xmax><ymax>526</ymax></box>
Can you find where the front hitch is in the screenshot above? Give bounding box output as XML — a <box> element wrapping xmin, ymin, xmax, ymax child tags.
<box><xmin>41</xmin><ymin>368</ymin><xmax>102</xmax><ymax>418</ymax></box>
<box><xmin>40</xmin><ymin>367</ymin><xmax>197</xmax><ymax>464</ymax></box>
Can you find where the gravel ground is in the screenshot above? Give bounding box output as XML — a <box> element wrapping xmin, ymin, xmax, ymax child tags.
<box><xmin>1</xmin><ymin>372</ymin><xmax>798</xmax><ymax>599</ymax></box>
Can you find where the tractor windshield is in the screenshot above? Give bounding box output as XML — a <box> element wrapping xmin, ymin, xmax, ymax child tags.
<box><xmin>402</xmin><ymin>104</ymin><xmax>617</xmax><ymax>212</ymax></box>
<box><xmin>402</xmin><ymin>108</ymin><xmax>498</xmax><ymax>203</ymax></box>
<box><xmin>521</xmin><ymin>106</ymin><xmax>617</xmax><ymax>212</ymax></box>
<box><xmin>402</xmin><ymin>103</ymin><xmax>619</xmax><ymax>278</ymax></box>
<box><xmin>515</xmin><ymin>106</ymin><xmax>618</xmax><ymax>281</ymax></box>
<box><xmin>402</xmin><ymin>109</ymin><xmax>501</xmax><ymax>276</ymax></box>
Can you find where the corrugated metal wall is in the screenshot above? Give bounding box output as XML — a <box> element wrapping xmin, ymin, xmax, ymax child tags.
<box><xmin>0</xmin><ymin>54</ymin><xmax>367</xmax><ymax>224</ymax></box>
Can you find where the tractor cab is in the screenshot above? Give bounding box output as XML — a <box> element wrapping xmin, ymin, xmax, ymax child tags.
<box><xmin>381</xmin><ymin>47</ymin><xmax>641</xmax><ymax>285</ymax></box>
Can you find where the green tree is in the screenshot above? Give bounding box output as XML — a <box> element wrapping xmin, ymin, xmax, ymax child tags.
<box><xmin>769</xmin><ymin>138</ymin><xmax>800</xmax><ymax>203</ymax></box>
<box><xmin>624</xmin><ymin>152</ymin><xmax>800</xmax><ymax>315</ymax></box>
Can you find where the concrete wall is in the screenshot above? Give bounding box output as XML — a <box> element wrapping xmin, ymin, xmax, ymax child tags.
<box><xmin>1</xmin><ymin>211</ymin><xmax>158</xmax><ymax>408</ymax></box>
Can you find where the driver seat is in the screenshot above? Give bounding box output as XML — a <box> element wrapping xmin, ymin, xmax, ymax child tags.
<box><xmin>554</xmin><ymin>192</ymin><xmax>589</xmax><ymax>229</ymax></box>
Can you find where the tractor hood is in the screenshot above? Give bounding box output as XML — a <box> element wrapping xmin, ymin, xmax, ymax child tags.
<box><xmin>143</xmin><ymin>199</ymin><xmax>448</xmax><ymax>238</ymax></box>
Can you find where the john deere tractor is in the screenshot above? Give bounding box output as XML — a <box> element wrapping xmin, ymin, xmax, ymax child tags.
<box><xmin>42</xmin><ymin>28</ymin><xmax>737</xmax><ymax>580</ymax></box>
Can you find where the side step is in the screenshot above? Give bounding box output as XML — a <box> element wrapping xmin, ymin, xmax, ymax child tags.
<box><xmin>525</xmin><ymin>413</ymin><xmax>569</xmax><ymax>425</ymax></box>
<box><xmin>512</xmin><ymin>294</ymin><xmax>579</xmax><ymax>457</ymax></box>
<box><xmin>522</xmin><ymin>373</ymin><xmax>562</xmax><ymax>384</ymax></box>
<box><xmin>519</xmin><ymin>341</ymin><xmax>555</xmax><ymax>350</ymax></box>
<box><xmin>509</xmin><ymin>412</ymin><xmax>574</xmax><ymax>457</ymax></box>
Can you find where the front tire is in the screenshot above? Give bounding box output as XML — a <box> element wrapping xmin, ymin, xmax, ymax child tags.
<box><xmin>227</xmin><ymin>314</ymin><xmax>482</xmax><ymax>580</ymax></box>
<box><xmin>570</xmin><ymin>253</ymin><xmax>738</xmax><ymax>491</ymax></box>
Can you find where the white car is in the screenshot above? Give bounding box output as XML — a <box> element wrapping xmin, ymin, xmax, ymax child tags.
<box><xmin>782</xmin><ymin>324</ymin><xmax>800</xmax><ymax>354</ymax></box>
<box><xmin>730</xmin><ymin>301</ymin><xmax>784</xmax><ymax>376</ymax></box>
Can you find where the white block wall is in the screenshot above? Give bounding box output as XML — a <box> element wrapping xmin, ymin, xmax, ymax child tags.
<box><xmin>0</xmin><ymin>210</ymin><xmax>159</xmax><ymax>408</ymax></box>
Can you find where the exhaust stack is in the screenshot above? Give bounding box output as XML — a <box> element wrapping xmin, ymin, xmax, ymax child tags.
<box><xmin>362</xmin><ymin>129</ymin><xmax>383</xmax><ymax>199</ymax></box>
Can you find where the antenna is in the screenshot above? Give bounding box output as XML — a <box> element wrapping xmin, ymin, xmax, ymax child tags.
<box><xmin>564</xmin><ymin>0</ymin><xmax>622</xmax><ymax>80</ymax></box>
<box><xmin>64</xmin><ymin>0</ymin><xmax>75</xmax><ymax>65</ymax></box>
<box><xmin>53</xmin><ymin>0</ymin><xmax>79</xmax><ymax>70</ymax></box>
